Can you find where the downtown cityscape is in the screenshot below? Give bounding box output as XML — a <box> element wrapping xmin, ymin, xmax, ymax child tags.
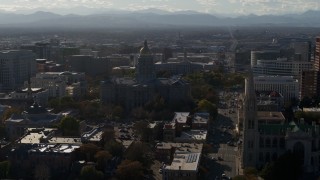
<box><xmin>0</xmin><ymin>1</ymin><xmax>319</xmax><ymax>180</ymax></box>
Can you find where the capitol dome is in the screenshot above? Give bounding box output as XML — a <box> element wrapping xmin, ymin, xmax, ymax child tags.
<box><xmin>140</xmin><ymin>40</ymin><xmax>151</xmax><ymax>55</ymax></box>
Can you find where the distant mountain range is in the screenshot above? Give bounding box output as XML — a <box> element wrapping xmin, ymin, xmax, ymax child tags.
<box><xmin>0</xmin><ymin>9</ymin><xmax>319</xmax><ymax>29</ymax></box>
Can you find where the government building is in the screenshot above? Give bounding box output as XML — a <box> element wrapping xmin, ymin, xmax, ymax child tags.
<box><xmin>100</xmin><ymin>41</ymin><xmax>191</xmax><ymax>109</ymax></box>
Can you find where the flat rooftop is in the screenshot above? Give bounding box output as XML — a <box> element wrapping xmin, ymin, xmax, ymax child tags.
<box><xmin>48</xmin><ymin>137</ymin><xmax>82</xmax><ymax>144</ymax></box>
<box><xmin>176</xmin><ymin>130</ymin><xmax>207</xmax><ymax>142</ymax></box>
<box><xmin>156</xmin><ymin>142</ymin><xmax>203</xmax><ymax>153</ymax></box>
<box><xmin>29</xmin><ymin>144</ymin><xmax>80</xmax><ymax>154</ymax></box>
<box><xmin>19</xmin><ymin>128</ymin><xmax>56</xmax><ymax>144</ymax></box>
<box><xmin>173</xmin><ymin>112</ymin><xmax>190</xmax><ymax>124</ymax></box>
<box><xmin>163</xmin><ymin>152</ymin><xmax>200</xmax><ymax>172</ymax></box>
<box><xmin>303</xmin><ymin>108</ymin><xmax>320</xmax><ymax>112</ymax></box>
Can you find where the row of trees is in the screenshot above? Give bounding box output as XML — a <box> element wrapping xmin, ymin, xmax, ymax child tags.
<box><xmin>47</xmin><ymin>70</ymin><xmax>242</xmax><ymax>122</ymax></box>
<box><xmin>76</xmin><ymin>126</ymin><xmax>152</xmax><ymax>180</ymax></box>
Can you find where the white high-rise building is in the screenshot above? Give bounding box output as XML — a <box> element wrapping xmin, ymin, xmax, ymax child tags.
<box><xmin>254</xmin><ymin>76</ymin><xmax>299</xmax><ymax>102</ymax></box>
<box><xmin>27</xmin><ymin>72</ymin><xmax>86</xmax><ymax>98</ymax></box>
<box><xmin>0</xmin><ymin>50</ymin><xmax>36</xmax><ymax>92</ymax></box>
<box><xmin>252</xmin><ymin>58</ymin><xmax>313</xmax><ymax>79</ymax></box>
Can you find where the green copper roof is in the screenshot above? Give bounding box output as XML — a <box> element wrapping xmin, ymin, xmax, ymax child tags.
<box><xmin>259</xmin><ymin>121</ymin><xmax>314</xmax><ymax>135</ymax></box>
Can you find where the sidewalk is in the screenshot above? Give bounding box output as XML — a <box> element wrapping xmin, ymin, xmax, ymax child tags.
<box><xmin>235</xmin><ymin>156</ymin><xmax>244</xmax><ymax>175</ymax></box>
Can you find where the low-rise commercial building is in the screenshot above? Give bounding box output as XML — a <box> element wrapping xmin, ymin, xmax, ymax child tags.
<box><xmin>162</xmin><ymin>152</ymin><xmax>201</xmax><ymax>180</ymax></box>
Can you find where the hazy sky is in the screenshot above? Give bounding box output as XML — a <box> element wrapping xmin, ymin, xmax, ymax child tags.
<box><xmin>0</xmin><ymin>0</ymin><xmax>319</xmax><ymax>15</ymax></box>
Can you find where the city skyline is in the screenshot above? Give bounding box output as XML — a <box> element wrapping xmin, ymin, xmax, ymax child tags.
<box><xmin>0</xmin><ymin>0</ymin><xmax>319</xmax><ymax>16</ymax></box>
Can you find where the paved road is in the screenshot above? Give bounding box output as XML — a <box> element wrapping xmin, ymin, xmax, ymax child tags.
<box><xmin>208</xmin><ymin>144</ymin><xmax>238</xmax><ymax>178</ymax></box>
<box><xmin>206</xmin><ymin>91</ymin><xmax>241</xmax><ymax>179</ymax></box>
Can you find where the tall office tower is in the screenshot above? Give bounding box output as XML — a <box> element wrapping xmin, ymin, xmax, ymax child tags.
<box><xmin>291</xmin><ymin>41</ymin><xmax>311</xmax><ymax>62</ymax></box>
<box><xmin>301</xmin><ymin>37</ymin><xmax>320</xmax><ymax>98</ymax></box>
<box><xmin>241</xmin><ymin>73</ymin><xmax>259</xmax><ymax>168</ymax></box>
<box><xmin>315</xmin><ymin>37</ymin><xmax>320</xmax><ymax>71</ymax></box>
<box><xmin>0</xmin><ymin>50</ymin><xmax>36</xmax><ymax>92</ymax></box>
<box><xmin>300</xmin><ymin>71</ymin><xmax>320</xmax><ymax>98</ymax></box>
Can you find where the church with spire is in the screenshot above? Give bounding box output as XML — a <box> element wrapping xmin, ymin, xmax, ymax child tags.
<box><xmin>239</xmin><ymin>72</ymin><xmax>320</xmax><ymax>173</ymax></box>
<box><xmin>100</xmin><ymin>40</ymin><xmax>191</xmax><ymax>109</ymax></box>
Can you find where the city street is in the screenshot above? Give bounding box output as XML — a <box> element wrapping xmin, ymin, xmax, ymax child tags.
<box><xmin>207</xmin><ymin>144</ymin><xmax>238</xmax><ymax>178</ymax></box>
<box><xmin>206</xmin><ymin>91</ymin><xmax>241</xmax><ymax>179</ymax></box>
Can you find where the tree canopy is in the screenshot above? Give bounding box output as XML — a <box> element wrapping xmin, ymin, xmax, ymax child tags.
<box><xmin>197</xmin><ymin>99</ymin><xmax>218</xmax><ymax>118</ymax></box>
<box><xmin>116</xmin><ymin>160</ymin><xmax>143</xmax><ymax>180</ymax></box>
<box><xmin>0</xmin><ymin>161</ymin><xmax>10</xmax><ymax>179</ymax></box>
<box><xmin>80</xmin><ymin>165</ymin><xmax>103</xmax><ymax>180</ymax></box>
<box><xmin>101</xmin><ymin>128</ymin><xmax>115</xmax><ymax>144</ymax></box>
<box><xmin>105</xmin><ymin>140</ymin><xmax>124</xmax><ymax>157</ymax></box>
<box><xmin>125</xmin><ymin>142</ymin><xmax>153</xmax><ymax>167</ymax></box>
<box><xmin>1</xmin><ymin>107</ymin><xmax>22</xmax><ymax>122</ymax></box>
<box><xmin>133</xmin><ymin>121</ymin><xmax>153</xmax><ymax>142</ymax></box>
<box><xmin>59</xmin><ymin>116</ymin><xmax>80</xmax><ymax>136</ymax></box>
<box><xmin>77</xmin><ymin>143</ymin><xmax>100</xmax><ymax>162</ymax></box>
<box><xmin>94</xmin><ymin>150</ymin><xmax>112</xmax><ymax>171</ymax></box>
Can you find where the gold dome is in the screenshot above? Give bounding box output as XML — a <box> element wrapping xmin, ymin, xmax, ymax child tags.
<box><xmin>140</xmin><ymin>40</ymin><xmax>151</xmax><ymax>55</ymax></box>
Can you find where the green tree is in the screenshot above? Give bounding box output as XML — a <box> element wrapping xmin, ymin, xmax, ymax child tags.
<box><xmin>78</xmin><ymin>143</ymin><xmax>100</xmax><ymax>162</ymax></box>
<box><xmin>244</xmin><ymin>167</ymin><xmax>258</xmax><ymax>180</ymax></box>
<box><xmin>125</xmin><ymin>142</ymin><xmax>153</xmax><ymax>167</ymax></box>
<box><xmin>116</xmin><ymin>160</ymin><xmax>143</xmax><ymax>180</ymax></box>
<box><xmin>145</xmin><ymin>95</ymin><xmax>166</xmax><ymax>112</ymax></box>
<box><xmin>0</xmin><ymin>161</ymin><xmax>10</xmax><ymax>179</ymax></box>
<box><xmin>105</xmin><ymin>140</ymin><xmax>124</xmax><ymax>157</ymax></box>
<box><xmin>94</xmin><ymin>150</ymin><xmax>112</xmax><ymax>171</ymax></box>
<box><xmin>78</xmin><ymin>101</ymin><xmax>101</xmax><ymax>119</ymax></box>
<box><xmin>130</xmin><ymin>107</ymin><xmax>149</xmax><ymax>120</ymax></box>
<box><xmin>133</xmin><ymin>121</ymin><xmax>153</xmax><ymax>142</ymax></box>
<box><xmin>113</xmin><ymin>106</ymin><xmax>124</xmax><ymax>119</ymax></box>
<box><xmin>197</xmin><ymin>99</ymin><xmax>217</xmax><ymax>118</ymax></box>
<box><xmin>101</xmin><ymin>128</ymin><xmax>115</xmax><ymax>144</ymax></box>
<box><xmin>1</xmin><ymin>107</ymin><xmax>22</xmax><ymax>122</ymax></box>
<box><xmin>80</xmin><ymin>165</ymin><xmax>103</xmax><ymax>180</ymax></box>
<box><xmin>48</xmin><ymin>98</ymin><xmax>61</xmax><ymax>112</ymax></box>
<box><xmin>60</xmin><ymin>116</ymin><xmax>80</xmax><ymax>136</ymax></box>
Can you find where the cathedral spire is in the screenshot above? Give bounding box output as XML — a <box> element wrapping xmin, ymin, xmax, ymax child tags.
<box><xmin>245</xmin><ymin>70</ymin><xmax>256</xmax><ymax>100</ymax></box>
<box><xmin>183</xmin><ymin>49</ymin><xmax>188</xmax><ymax>62</ymax></box>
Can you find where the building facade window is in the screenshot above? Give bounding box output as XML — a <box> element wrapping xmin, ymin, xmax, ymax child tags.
<box><xmin>266</xmin><ymin>138</ymin><xmax>271</xmax><ymax>148</ymax></box>
<box><xmin>259</xmin><ymin>152</ymin><xmax>264</xmax><ymax>162</ymax></box>
<box><xmin>272</xmin><ymin>138</ymin><xmax>278</xmax><ymax>148</ymax></box>
<box><xmin>260</xmin><ymin>137</ymin><xmax>264</xmax><ymax>148</ymax></box>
